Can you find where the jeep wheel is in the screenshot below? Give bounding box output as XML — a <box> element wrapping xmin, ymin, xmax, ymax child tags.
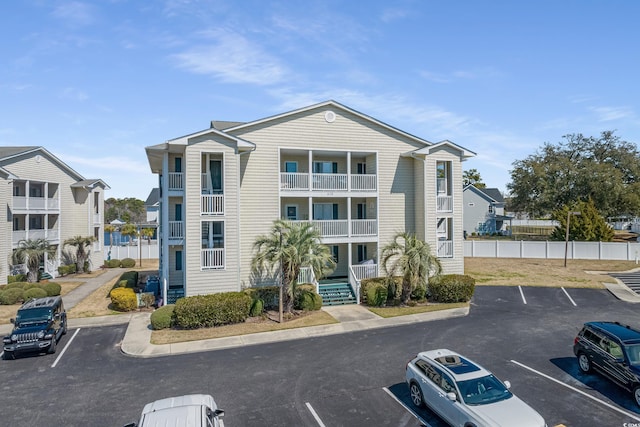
<box><xmin>47</xmin><ymin>337</ymin><xmax>57</xmax><ymax>354</ymax></box>
<box><xmin>3</xmin><ymin>351</ymin><xmax>15</xmax><ymax>360</ymax></box>
<box><xmin>578</xmin><ymin>353</ymin><xmax>592</xmax><ymax>373</ymax></box>
<box><xmin>634</xmin><ymin>386</ymin><xmax>640</xmax><ymax>408</ymax></box>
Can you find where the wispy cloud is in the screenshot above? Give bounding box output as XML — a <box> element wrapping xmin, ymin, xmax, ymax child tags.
<box><xmin>589</xmin><ymin>106</ymin><xmax>634</xmax><ymax>122</ymax></box>
<box><xmin>59</xmin><ymin>87</ymin><xmax>88</xmax><ymax>101</ymax></box>
<box><xmin>380</xmin><ymin>8</ymin><xmax>409</xmax><ymax>23</ymax></box>
<box><xmin>52</xmin><ymin>1</ymin><xmax>95</xmax><ymax>26</ymax></box>
<box><xmin>172</xmin><ymin>30</ymin><xmax>287</xmax><ymax>85</ymax></box>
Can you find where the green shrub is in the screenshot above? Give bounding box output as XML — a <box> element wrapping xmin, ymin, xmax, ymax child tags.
<box><xmin>120</xmin><ymin>258</ymin><xmax>136</xmax><ymax>268</ymax></box>
<box><xmin>105</xmin><ymin>259</ymin><xmax>121</xmax><ymax>268</ymax></box>
<box><xmin>57</xmin><ymin>264</ymin><xmax>77</xmax><ymax>276</ymax></box>
<box><xmin>360</xmin><ymin>277</ymin><xmax>398</xmax><ymax>305</ymax></box>
<box><xmin>429</xmin><ymin>274</ymin><xmax>475</xmax><ymax>303</ymax></box>
<box><xmin>150</xmin><ymin>304</ymin><xmax>175</xmax><ymax>330</ymax></box>
<box><xmin>365</xmin><ymin>282</ymin><xmax>388</xmax><ymax>307</ymax></box>
<box><xmin>110</xmin><ymin>287</ymin><xmax>138</xmax><ymax>312</ymax></box>
<box><xmin>120</xmin><ymin>271</ymin><xmax>139</xmax><ymax>287</ymax></box>
<box><xmin>173</xmin><ymin>292</ymin><xmax>252</xmax><ymax>329</ymax></box>
<box><xmin>24</xmin><ymin>287</ymin><xmax>48</xmax><ymax>300</ymax></box>
<box><xmin>5</xmin><ymin>282</ymin><xmax>27</xmax><ymax>290</ymax></box>
<box><xmin>40</xmin><ymin>282</ymin><xmax>62</xmax><ymax>296</ymax></box>
<box><xmin>23</xmin><ymin>283</ymin><xmax>39</xmax><ymax>290</ymax></box>
<box><xmin>7</xmin><ymin>274</ymin><xmax>27</xmax><ymax>283</ymax></box>
<box><xmin>249</xmin><ymin>298</ymin><xmax>264</xmax><ymax>316</ymax></box>
<box><xmin>246</xmin><ymin>286</ymin><xmax>280</xmax><ymax>310</ymax></box>
<box><xmin>295</xmin><ymin>289</ymin><xmax>322</xmax><ymax>311</ymax></box>
<box><xmin>140</xmin><ymin>292</ymin><xmax>156</xmax><ymax>308</ymax></box>
<box><xmin>411</xmin><ymin>283</ymin><xmax>427</xmax><ymax>301</ymax></box>
<box><xmin>0</xmin><ymin>288</ymin><xmax>25</xmax><ymax>305</ymax></box>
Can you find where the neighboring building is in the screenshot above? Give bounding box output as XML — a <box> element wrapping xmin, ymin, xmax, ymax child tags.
<box><xmin>146</xmin><ymin>101</ymin><xmax>475</xmax><ymax>303</ymax></box>
<box><xmin>463</xmin><ymin>185</ymin><xmax>512</xmax><ymax>236</ymax></box>
<box><xmin>0</xmin><ymin>147</ymin><xmax>109</xmax><ymax>282</ymax></box>
<box><xmin>145</xmin><ymin>188</ymin><xmax>160</xmax><ymax>223</ymax></box>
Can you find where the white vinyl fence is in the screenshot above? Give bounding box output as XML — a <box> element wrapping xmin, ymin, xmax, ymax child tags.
<box><xmin>105</xmin><ymin>242</ymin><xmax>159</xmax><ymax>260</ymax></box>
<box><xmin>464</xmin><ymin>240</ymin><xmax>640</xmax><ymax>262</ymax></box>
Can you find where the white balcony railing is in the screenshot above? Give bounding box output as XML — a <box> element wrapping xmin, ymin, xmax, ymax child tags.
<box><xmin>12</xmin><ymin>196</ymin><xmax>60</xmax><ymax>211</ymax></box>
<box><xmin>93</xmin><ymin>213</ymin><xmax>101</xmax><ymax>224</ymax></box>
<box><xmin>437</xmin><ymin>195</ymin><xmax>453</xmax><ymax>212</ymax></box>
<box><xmin>312</xmin><ymin>220</ymin><xmax>348</xmax><ymax>237</ymax></box>
<box><xmin>168</xmin><ymin>221</ymin><xmax>184</xmax><ymax>239</ymax></box>
<box><xmin>201</xmin><ymin>195</ymin><xmax>224</xmax><ymax>215</ymax></box>
<box><xmin>350</xmin><ymin>174</ymin><xmax>377</xmax><ymax>191</ymax></box>
<box><xmin>312</xmin><ymin>173</ymin><xmax>348</xmax><ymax>191</ymax></box>
<box><xmin>280</xmin><ymin>173</ymin><xmax>309</xmax><ymax>191</ymax></box>
<box><xmin>168</xmin><ymin>172</ymin><xmax>184</xmax><ymax>191</ymax></box>
<box><xmin>351</xmin><ymin>219</ymin><xmax>377</xmax><ymax>236</ymax></box>
<box><xmin>201</xmin><ymin>248</ymin><xmax>225</xmax><ymax>269</ymax></box>
<box><xmin>12</xmin><ymin>229</ymin><xmax>60</xmax><ymax>245</ymax></box>
<box><xmin>437</xmin><ymin>240</ymin><xmax>454</xmax><ymax>258</ymax></box>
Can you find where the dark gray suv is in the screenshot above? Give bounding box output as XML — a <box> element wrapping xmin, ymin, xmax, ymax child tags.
<box><xmin>573</xmin><ymin>321</ymin><xmax>640</xmax><ymax>407</ymax></box>
<box><xmin>3</xmin><ymin>296</ymin><xmax>67</xmax><ymax>359</ymax></box>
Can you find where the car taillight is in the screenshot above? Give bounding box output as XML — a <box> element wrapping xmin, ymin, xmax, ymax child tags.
<box><xmin>574</xmin><ymin>336</ymin><xmax>579</xmax><ymax>345</ymax></box>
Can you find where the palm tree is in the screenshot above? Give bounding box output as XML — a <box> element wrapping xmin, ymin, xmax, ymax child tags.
<box><xmin>140</xmin><ymin>228</ymin><xmax>155</xmax><ymax>244</ymax></box>
<box><xmin>12</xmin><ymin>239</ymin><xmax>56</xmax><ymax>282</ymax></box>
<box><xmin>381</xmin><ymin>232</ymin><xmax>442</xmax><ymax>305</ymax></box>
<box><xmin>104</xmin><ymin>224</ymin><xmax>116</xmax><ymax>249</ymax></box>
<box><xmin>252</xmin><ymin>220</ymin><xmax>336</xmax><ymax>313</ymax></box>
<box><xmin>120</xmin><ymin>223</ymin><xmax>138</xmax><ymax>246</ymax></box>
<box><xmin>63</xmin><ymin>236</ymin><xmax>96</xmax><ymax>273</ymax></box>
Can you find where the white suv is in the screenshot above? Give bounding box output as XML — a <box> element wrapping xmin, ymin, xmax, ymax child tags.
<box><xmin>125</xmin><ymin>394</ymin><xmax>224</xmax><ymax>427</ymax></box>
<box><xmin>406</xmin><ymin>349</ymin><xmax>546</xmax><ymax>427</ymax></box>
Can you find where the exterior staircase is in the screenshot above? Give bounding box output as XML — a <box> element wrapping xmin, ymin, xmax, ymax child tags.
<box><xmin>318</xmin><ymin>281</ymin><xmax>357</xmax><ymax>306</ymax></box>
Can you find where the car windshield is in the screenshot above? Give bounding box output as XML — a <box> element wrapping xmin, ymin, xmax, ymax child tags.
<box><xmin>457</xmin><ymin>374</ymin><xmax>513</xmax><ymax>405</ymax></box>
<box><xmin>626</xmin><ymin>344</ymin><xmax>640</xmax><ymax>365</ymax></box>
<box><xmin>16</xmin><ymin>308</ymin><xmax>52</xmax><ymax>325</ymax></box>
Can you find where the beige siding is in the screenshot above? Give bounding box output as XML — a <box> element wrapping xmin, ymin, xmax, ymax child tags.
<box><xmin>0</xmin><ymin>176</ymin><xmax>10</xmax><ymax>282</ymax></box>
<box><xmin>183</xmin><ymin>135</ymin><xmax>240</xmax><ymax>296</ymax></box>
<box><xmin>232</xmin><ymin>107</ymin><xmax>425</xmax><ymax>286</ymax></box>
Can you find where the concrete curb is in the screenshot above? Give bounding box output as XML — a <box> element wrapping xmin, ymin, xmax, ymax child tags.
<box><xmin>119</xmin><ymin>306</ymin><xmax>470</xmax><ymax>358</ymax></box>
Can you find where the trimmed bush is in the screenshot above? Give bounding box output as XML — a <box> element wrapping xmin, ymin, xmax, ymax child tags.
<box><xmin>40</xmin><ymin>282</ymin><xmax>62</xmax><ymax>297</ymax></box>
<box><xmin>429</xmin><ymin>274</ymin><xmax>475</xmax><ymax>303</ymax></box>
<box><xmin>23</xmin><ymin>283</ymin><xmax>40</xmax><ymax>290</ymax></box>
<box><xmin>249</xmin><ymin>298</ymin><xmax>264</xmax><ymax>316</ymax></box>
<box><xmin>0</xmin><ymin>288</ymin><xmax>25</xmax><ymax>305</ymax></box>
<box><xmin>140</xmin><ymin>292</ymin><xmax>156</xmax><ymax>308</ymax></box>
<box><xmin>411</xmin><ymin>284</ymin><xmax>427</xmax><ymax>301</ymax></box>
<box><xmin>105</xmin><ymin>259</ymin><xmax>121</xmax><ymax>268</ymax></box>
<box><xmin>295</xmin><ymin>289</ymin><xmax>322</xmax><ymax>311</ymax></box>
<box><xmin>110</xmin><ymin>287</ymin><xmax>138</xmax><ymax>312</ymax></box>
<box><xmin>121</xmin><ymin>258</ymin><xmax>136</xmax><ymax>268</ymax></box>
<box><xmin>5</xmin><ymin>282</ymin><xmax>28</xmax><ymax>290</ymax></box>
<box><xmin>120</xmin><ymin>271</ymin><xmax>139</xmax><ymax>287</ymax></box>
<box><xmin>150</xmin><ymin>304</ymin><xmax>175</xmax><ymax>330</ymax></box>
<box><xmin>57</xmin><ymin>264</ymin><xmax>77</xmax><ymax>276</ymax></box>
<box><xmin>7</xmin><ymin>274</ymin><xmax>27</xmax><ymax>283</ymax></box>
<box><xmin>246</xmin><ymin>286</ymin><xmax>280</xmax><ymax>310</ymax></box>
<box><xmin>24</xmin><ymin>287</ymin><xmax>48</xmax><ymax>301</ymax></box>
<box><xmin>173</xmin><ymin>292</ymin><xmax>252</xmax><ymax>329</ymax></box>
<box><xmin>365</xmin><ymin>282</ymin><xmax>388</xmax><ymax>307</ymax></box>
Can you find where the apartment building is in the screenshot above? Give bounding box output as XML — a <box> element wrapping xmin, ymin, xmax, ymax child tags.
<box><xmin>146</xmin><ymin>101</ymin><xmax>475</xmax><ymax>303</ymax></box>
<box><xmin>0</xmin><ymin>147</ymin><xmax>109</xmax><ymax>282</ymax></box>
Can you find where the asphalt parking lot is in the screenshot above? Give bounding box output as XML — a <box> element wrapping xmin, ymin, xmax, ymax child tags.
<box><xmin>1</xmin><ymin>286</ymin><xmax>640</xmax><ymax>427</ymax></box>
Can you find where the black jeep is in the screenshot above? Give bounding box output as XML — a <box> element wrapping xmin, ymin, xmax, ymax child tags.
<box><xmin>3</xmin><ymin>296</ymin><xmax>67</xmax><ymax>359</ymax></box>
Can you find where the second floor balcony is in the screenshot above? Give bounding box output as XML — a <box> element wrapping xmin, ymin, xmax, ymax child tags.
<box><xmin>12</xmin><ymin>229</ymin><xmax>60</xmax><ymax>246</ymax></box>
<box><xmin>288</xmin><ymin>219</ymin><xmax>377</xmax><ymax>238</ymax></box>
<box><xmin>13</xmin><ymin>196</ymin><xmax>60</xmax><ymax>212</ymax></box>
<box><xmin>280</xmin><ymin>173</ymin><xmax>377</xmax><ymax>192</ymax></box>
<box><xmin>168</xmin><ymin>221</ymin><xmax>184</xmax><ymax>240</ymax></box>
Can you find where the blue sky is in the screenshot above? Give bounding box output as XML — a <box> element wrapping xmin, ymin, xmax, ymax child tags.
<box><xmin>2</xmin><ymin>0</ymin><xmax>639</xmax><ymax>200</ymax></box>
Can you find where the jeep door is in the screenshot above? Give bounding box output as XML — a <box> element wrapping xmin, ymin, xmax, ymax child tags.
<box><xmin>599</xmin><ymin>338</ymin><xmax>632</xmax><ymax>388</ymax></box>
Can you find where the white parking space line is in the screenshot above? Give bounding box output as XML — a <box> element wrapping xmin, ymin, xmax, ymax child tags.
<box><xmin>383</xmin><ymin>387</ymin><xmax>435</xmax><ymax>427</ymax></box>
<box><xmin>518</xmin><ymin>286</ymin><xmax>527</xmax><ymax>304</ymax></box>
<box><xmin>305</xmin><ymin>402</ymin><xmax>326</xmax><ymax>427</ymax></box>
<box><xmin>510</xmin><ymin>360</ymin><xmax>640</xmax><ymax>422</ymax></box>
<box><xmin>561</xmin><ymin>287</ymin><xmax>577</xmax><ymax>306</ymax></box>
<box><xmin>51</xmin><ymin>328</ymin><xmax>80</xmax><ymax>368</ymax></box>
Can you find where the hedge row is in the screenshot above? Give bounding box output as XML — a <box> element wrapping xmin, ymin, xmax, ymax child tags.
<box><xmin>103</xmin><ymin>258</ymin><xmax>136</xmax><ymax>268</ymax></box>
<box><xmin>7</xmin><ymin>274</ymin><xmax>27</xmax><ymax>283</ymax></box>
<box><xmin>150</xmin><ymin>304</ymin><xmax>175</xmax><ymax>330</ymax></box>
<box><xmin>173</xmin><ymin>292</ymin><xmax>253</xmax><ymax>329</ymax></box>
<box><xmin>0</xmin><ymin>282</ymin><xmax>62</xmax><ymax>305</ymax></box>
<box><xmin>57</xmin><ymin>264</ymin><xmax>77</xmax><ymax>276</ymax></box>
<box><xmin>110</xmin><ymin>271</ymin><xmax>139</xmax><ymax>294</ymax></box>
<box><xmin>430</xmin><ymin>274</ymin><xmax>475</xmax><ymax>303</ymax></box>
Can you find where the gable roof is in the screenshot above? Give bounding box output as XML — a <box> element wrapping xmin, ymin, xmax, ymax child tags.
<box><xmin>463</xmin><ymin>185</ymin><xmax>504</xmax><ymax>203</ymax></box>
<box><xmin>70</xmin><ymin>179</ymin><xmax>111</xmax><ymax>190</ymax></box>
<box><xmin>145</xmin><ymin>188</ymin><xmax>160</xmax><ymax>206</ymax></box>
<box><xmin>222</xmin><ymin>100</ymin><xmax>438</xmax><ymax>148</ymax></box>
<box><xmin>408</xmin><ymin>139</ymin><xmax>476</xmax><ymax>159</ymax></box>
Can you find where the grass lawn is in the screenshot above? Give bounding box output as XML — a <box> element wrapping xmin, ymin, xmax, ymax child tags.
<box><xmin>368</xmin><ymin>302</ymin><xmax>469</xmax><ymax>318</ymax></box>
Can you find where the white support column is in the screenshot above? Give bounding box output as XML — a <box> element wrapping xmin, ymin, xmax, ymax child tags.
<box><xmin>347</xmin><ymin>196</ymin><xmax>352</xmax><ymax>237</ymax></box>
<box><xmin>161</xmin><ymin>152</ymin><xmax>170</xmax><ymax>305</ymax></box>
<box><xmin>347</xmin><ymin>152</ymin><xmax>351</xmax><ymax>191</ymax></box>
<box><xmin>308</xmin><ymin>150</ymin><xmax>313</xmax><ymax>191</ymax></box>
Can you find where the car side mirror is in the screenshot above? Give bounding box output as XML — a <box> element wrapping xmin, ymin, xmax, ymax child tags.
<box><xmin>446</xmin><ymin>392</ymin><xmax>457</xmax><ymax>401</ymax></box>
<box><xmin>214</xmin><ymin>409</ymin><xmax>224</xmax><ymax>418</ymax></box>
<box><xmin>122</xmin><ymin>423</ymin><xmax>137</xmax><ymax>427</ymax></box>
<box><xmin>504</xmin><ymin>380</ymin><xmax>511</xmax><ymax>389</ymax></box>
<box><xmin>10</xmin><ymin>318</ymin><xmax>15</xmax><ymax>324</ymax></box>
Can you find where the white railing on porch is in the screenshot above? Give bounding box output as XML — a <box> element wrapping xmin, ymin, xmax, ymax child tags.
<box><xmin>298</xmin><ymin>266</ymin><xmax>319</xmax><ymax>294</ymax></box>
<box><xmin>437</xmin><ymin>195</ymin><xmax>453</xmax><ymax>212</ymax></box>
<box><xmin>350</xmin><ymin>174</ymin><xmax>377</xmax><ymax>191</ymax></box>
<box><xmin>168</xmin><ymin>221</ymin><xmax>184</xmax><ymax>239</ymax></box>
<box><xmin>351</xmin><ymin>219</ymin><xmax>377</xmax><ymax>236</ymax></box>
<box><xmin>12</xmin><ymin>229</ymin><xmax>60</xmax><ymax>244</ymax></box>
<box><xmin>351</xmin><ymin>263</ymin><xmax>378</xmax><ymax>280</ymax></box>
<box><xmin>437</xmin><ymin>240</ymin><xmax>453</xmax><ymax>258</ymax></box>
<box><xmin>201</xmin><ymin>248</ymin><xmax>224</xmax><ymax>269</ymax></box>
<box><xmin>168</xmin><ymin>172</ymin><xmax>184</xmax><ymax>190</ymax></box>
<box><xmin>313</xmin><ymin>220</ymin><xmax>348</xmax><ymax>237</ymax></box>
<box><xmin>280</xmin><ymin>173</ymin><xmax>309</xmax><ymax>191</ymax></box>
<box><xmin>201</xmin><ymin>195</ymin><xmax>224</xmax><ymax>215</ymax></box>
<box><xmin>348</xmin><ymin>266</ymin><xmax>361</xmax><ymax>304</ymax></box>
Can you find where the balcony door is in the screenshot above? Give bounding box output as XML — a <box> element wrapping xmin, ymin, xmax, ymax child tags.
<box><xmin>313</xmin><ymin>203</ymin><xmax>338</xmax><ymax>220</ymax></box>
<box><xmin>209</xmin><ymin>160</ymin><xmax>222</xmax><ymax>194</ymax></box>
<box><xmin>313</xmin><ymin>161</ymin><xmax>337</xmax><ymax>174</ymax></box>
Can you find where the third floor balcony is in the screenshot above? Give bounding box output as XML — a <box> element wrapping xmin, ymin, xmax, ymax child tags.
<box><xmin>280</xmin><ymin>172</ymin><xmax>377</xmax><ymax>192</ymax></box>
